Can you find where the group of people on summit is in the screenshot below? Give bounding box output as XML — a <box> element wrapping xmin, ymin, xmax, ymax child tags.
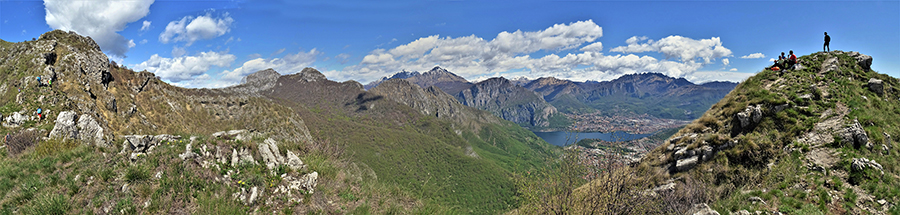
<box><xmin>770</xmin><ymin>32</ymin><xmax>831</xmax><ymax>72</ymax></box>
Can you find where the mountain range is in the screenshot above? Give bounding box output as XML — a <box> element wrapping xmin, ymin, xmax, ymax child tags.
<box><xmin>367</xmin><ymin>66</ymin><xmax>738</xmax><ymax>130</ymax></box>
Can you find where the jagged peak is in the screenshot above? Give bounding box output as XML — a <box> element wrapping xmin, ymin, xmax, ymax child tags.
<box><xmin>297</xmin><ymin>67</ymin><xmax>326</xmax><ymax>82</ymax></box>
<box><xmin>421</xmin><ymin>66</ymin><xmax>464</xmax><ymax>79</ymax></box>
<box><xmin>38</xmin><ymin>29</ymin><xmax>102</xmax><ymax>52</ymax></box>
<box><xmin>242</xmin><ymin>68</ymin><xmax>281</xmax><ymax>85</ymax></box>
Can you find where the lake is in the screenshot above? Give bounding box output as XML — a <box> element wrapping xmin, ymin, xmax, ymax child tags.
<box><xmin>532</xmin><ymin>130</ymin><xmax>651</xmax><ymax>146</ymax></box>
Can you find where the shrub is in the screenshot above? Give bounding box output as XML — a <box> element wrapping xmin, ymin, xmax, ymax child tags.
<box><xmin>5</xmin><ymin>129</ymin><xmax>39</xmax><ymax>156</ymax></box>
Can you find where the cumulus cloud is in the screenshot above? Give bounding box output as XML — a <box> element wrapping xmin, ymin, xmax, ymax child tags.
<box><xmin>44</xmin><ymin>0</ymin><xmax>154</xmax><ymax>57</ymax></box>
<box><xmin>132</xmin><ymin>51</ymin><xmax>235</xmax><ymax>82</ymax></box>
<box><xmin>159</xmin><ymin>12</ymin><xmax>233</xmax><ymax>45</ymax></box>
<box><xmin>346</xmin><ymin>20</ymin><xmax>604</xmax><ymax>82</ymax></box>
<box><xmin>740</xmin><ymin>53</ymin><xmax>766</xmax><ymax>59</ymax></box>
<box><xmin>722</xmin><ymin>58</ymin><xmax>730</xmax><ymax>66</ymax></box>
<box><xmin>580</xmin><ymin>42</ymin><xmax>603</xmax><ymax>52</ymax></box>
<box><xmin>140</xmin><ymin>20</ymin><xmax>151</xmax><ymax>32</ymax></box>
<box><xmin>610</xmin><ymin>35</ymin><xmax>732</xmax><ymax>63</ymax></box>
<box><xmin>730</xmin><ymin>68</ymin><xmax>738</xmax><ymax>72</ymax></box>
<box><xmin>345</xmin><ymin>20</ymin><xmax>735</xmax><ymax>84</ymax></box>
<box><xmin>219</xmin><ymin>48</ymin><xmax>322</xmax><ymax>84</ymax></box>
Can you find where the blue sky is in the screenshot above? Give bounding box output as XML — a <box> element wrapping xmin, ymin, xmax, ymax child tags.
<box><xmin>1</xmin><ymin>0</ymin><xmax>898</xmax><ymax>88</ymax></box>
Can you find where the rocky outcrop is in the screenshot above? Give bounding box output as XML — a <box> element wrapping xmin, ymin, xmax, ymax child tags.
<box><xmin>257</xmin><ymin>138</ymin><xmax>307</xmax><ymax>171</ymax></box>
<box><xmin>3</xmin><ymin>112</ymin><xmax>31</xmax><ymax>127</ymax></box>
<box><xmin>868</xmin><ymin>78</ymin><xmax>883</xmax><ymax>96</ymax></box>
<box><xmin>733</xmin><ymin>104</ymin><xmax>763</xmax><ymax>135</ymax></box>
<box><xmin>225</xmin><ymin>68</ymin><xmax>281</xmax><ymax>95</ymax></box>
<box><xmin>370</xmin><ymin>79</ymin><xmax>464</xmax><ymax>119</ymax></box>
<box><xmin>847</xmin><ymin>51</ymin><xmax>873</xmax><ymax>71</ymax></box>
<box><xmin>851</xmin><ymin>157</ymin><xmax>884</xmax><ymax>175</ymax></box>
<box><xmin>48</xmin><ymin>111</ymin><xmax>109</xmax><ymax>147</ymax></box>
<box><xmin>297</xmin><ymin>67</ymin><xmax>327</xmax><ymax>82</ymax></box>
<box><xmin>49</xmin><ymin>111</ymin><xmax>78</xmax><ymax>139</ymax></box>
<box><xmin>684</xmin><ymin>203</ymin><xmax>720</xmax><ymax>215</ymax></box>
<box><xmin>839</xmin><ymin>120</ymin><xmax>870</xmax><ymax>148</ymax></box>
<box><xmin>458</xmin><ymin>77</ymin><xmax>557</xmax><ymax>127</ymax></box>
<box><xmin>120</xmin><ymin>134</ymin><xmax>183</xmax><ymax>158</ymax></box>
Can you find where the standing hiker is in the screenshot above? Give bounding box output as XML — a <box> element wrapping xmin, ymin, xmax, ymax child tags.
<box><xmin>824</xmin><ymin>32</ymin><xmax>831</xmax><ymax>52</ymax></box>
<box><xmin>37</xmin><ymin>108</ymin><xmax>42</xmax><ymax>120</ymax></box>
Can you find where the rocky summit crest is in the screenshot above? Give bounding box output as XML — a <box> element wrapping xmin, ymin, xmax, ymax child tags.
<box><xmin>633</xmin><ymin>50</ymin><xmax>899</xmax><ymax>214</ymax></box>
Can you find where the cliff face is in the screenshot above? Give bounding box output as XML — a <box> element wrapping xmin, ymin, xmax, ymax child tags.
<box><xmin>524</xmin><ymin>73</ymin><xmax>736</xmax><ymax>119</ymax></box>
<box><xmin>457</xmin><ymin>77</ymin><xmax>557</xmax><ymax>127</ymax></box>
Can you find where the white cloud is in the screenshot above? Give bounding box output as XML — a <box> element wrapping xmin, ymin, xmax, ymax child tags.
<box><xmin>610</xmin><ymin>35</ymin><xmax>732</xmax><ymax>63</ymax></box>
<box><xmin>44</xmin><ymin>0</ymin><xmax>154</xmax><ymax>57</ymax></box>
<box><xmin>131</xmin><ymin>51</ymin><xmax>235</xmax><ymax>82</ymax></box>
<box><xmin>580</xmin><ymin>42</ymin><xmax>603</xmax><ymax>52</ymax></box>
<box><xmin>722</xmin><ymin>58</ymin><xmax>730</xmax><ymax>66</ymax></box>
<box><xmin>769</xmin><ymin>58</ymin><xmax>775</xmax><ymax>62</ymax></box>
<box><xmin>345</xmin><ymin>20</ymin><xmax>735</xmax><ymax>84</ymax></box>
<box><xmin>140</xmin><ymin>39</ymin><xmax>148</xmax><ymax>44</ymax></box>
<box><xmin>685</xmin><ymin>71</ymin><xmax>754</xmax><ymax>84</ymax></box>
<box><xmin>172</xmin><ymin>46</ymin><xmax>186</xmax><ymax>57</ymax></box>
<box><xmin>347</xmin><ymin>20</ymin><xmax>604</xmax><ymax>82</ymax></box>
<box><xmin>729</xmin><ymin>68</ymin><xmax>738</xmax><ymax>72</ymax></box>
<box><xmin>740</xmin><ymin>53</ymin><xmax>766</xmax><ymax>59</ymax></box>
<box><xmin>140</xmin><ymin>20</ymin><xmax>151</xmax><ymax>32</ymax></box>
<box><xmin>270</xmin><ymin>48</ymin><xmax>286</xmax><ymax>56</ymax></box>
<box><xmin>128</xmin><ymin>39</ymin><xmax>136</xmax><ymax>48</ymax></box>
<box><xmin>219</xmin><ymin>48</ymin><xmax>321</xmax><ymax>84</ymax></box>
<box><xmin>159</xmin><ymin>12</ymin><xmax>233</xmax><ymax>45</ymax></box>
<box><xmin>335</xmin><ymin>53</ymin><xmax>351</xmax><ymax>64</ymax></box>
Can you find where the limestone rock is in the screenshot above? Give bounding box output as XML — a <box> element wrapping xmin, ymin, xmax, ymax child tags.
<box><xmin>285</xmin><ymin>150</ymin><xmax>307</xmax><ymax>171</ymax></box>
<box><xmin>76</xmin><ymin>114</ymin><xmax>107</xmax><ymax>147</ymax></box>
<box><xmin>298</xmin><ymin>67</ymin><xmax>327</xmax><ymax>82</ymax></box>
<box><xmin>247</xmin><ymin>186</ymin><xmax>259</xmax><ymax>205</ymax></box>
<box><xmin>239</xmin><ymin>148</ymin><xmax>256</xmax><ymax>165</ymax></box>
<box><xmin>675</xmin><ymin>156</ymin><xmax>699</xmax><ymax>172</ymax></box>
<box><xmin>258</xmin><ymin>141</ymin><xmax>279</xmax><ymax>170</ymax></box>
<box><xmin>684</xmin><ymin>203</ymin><xmax>719</xmax><ymax>215</ymax></box>
<box><xmin>851</xmin><ymin>157</ymin><xmax>883</xmax><ymax>174</ymax></box>
<box><xmin>231</xmin><ymin>149</ymin><xmax>239</xmax><ymax>167</ymax></box>
<box><xmin>748</xmin><ymin>196</ymin><xmax>767</xmax><ymax>205</ymax></box>
<box><xmin>179</xmin><ymin>143</ymin><xmax>197</xmax><ymax>160</ymax></box>
<box><xmin>49</xmin><ymin>111</ymin><xmax>78</xmax><ymax>139</ymax></box>
<box><xmin>839</xmin><ymin>120</ymin><xmax>869</xmax><ymax>148</ymax></box>
<box><xmin>735</xmin><ymin>104</ymin><xmax>763</xmax><ymax>131</ymax></box>
<box><xmin>298</xmin><ymin>172</ymin><xmax>318</xmax><ymax>194</ymax></box>
<box><xmin>868</xmin><ymin>78</ymin><xmax>884</xmax><ymax>96</ymax></box>
<box><xmin>265</xmin><ymin>138</ymin><xmax>285</xmax><ymax>164</ymax></box>
<box><xmin>847</xmin><ymin>51</ymin><xmax>873</xmax><ymax>71</ymax></box>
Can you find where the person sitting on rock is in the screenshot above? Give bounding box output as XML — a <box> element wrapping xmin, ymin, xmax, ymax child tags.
<box><xmin>37</xmin><ymin>108</ymin><xmax>42</xmax><ymax>120</ymax></box>
<box><xmin>787</xmin><ymin>50</ymin><xmax>798</xmax><ymax>69</ymax></box>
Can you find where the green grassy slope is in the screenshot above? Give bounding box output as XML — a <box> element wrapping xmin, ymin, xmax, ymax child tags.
<box><xmin>269</xmin><ymin>73</ymin><xmax>558</xmax><ymax>214</ymax></box>
<box><xmin>644</xmin><ymin>51</ymin><xmax>900</xmax><ymax>214</ymax></box>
